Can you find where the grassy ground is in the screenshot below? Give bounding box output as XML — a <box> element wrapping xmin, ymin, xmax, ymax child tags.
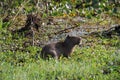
<box><xmin>0</xmin><ymin>32</ymin><xmax>120</xmax><ymax>80</ymax></box>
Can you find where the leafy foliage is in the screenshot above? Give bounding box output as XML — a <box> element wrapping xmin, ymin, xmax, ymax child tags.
<box><xmin>0</xmin><ymin>0</ymin><xmax>120</xmax><ymax>17</ymax></box>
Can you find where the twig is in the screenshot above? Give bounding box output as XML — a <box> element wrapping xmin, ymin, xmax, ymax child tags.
<box><xmin>11</xmin><ymin>0</ymin><xmax>30</xmax><ymax>24</ymax></box>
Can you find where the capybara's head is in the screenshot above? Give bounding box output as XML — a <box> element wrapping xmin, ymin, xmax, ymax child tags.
<box><xmin>65</xmin><ymin>35</ymin><xmax>82</xmax><ymax>45</ymax></box>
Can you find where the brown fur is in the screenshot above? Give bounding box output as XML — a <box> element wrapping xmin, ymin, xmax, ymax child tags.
<box><xmin>41</xmin><ymin>35</ymin><xmax>81</xmax><ymax>59</ymax></box>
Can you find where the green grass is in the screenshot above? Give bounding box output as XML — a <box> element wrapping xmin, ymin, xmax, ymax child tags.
<box><xmin>0</xmin><ymin>33</ymin><xmax>120</xmax><ymax>80</ymax></box>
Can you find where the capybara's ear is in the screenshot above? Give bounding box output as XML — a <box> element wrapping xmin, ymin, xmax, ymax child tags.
<box><xmin>67</xmin><ymin>35</ymin><xmax>70</xmax><ymax>38</ymax></box>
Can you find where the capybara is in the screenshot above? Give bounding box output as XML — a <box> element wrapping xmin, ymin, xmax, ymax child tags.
<box><xmin>41</xmin><ymin>35</ymin><xmax>82</xmax><ymax>59</ymax></box>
